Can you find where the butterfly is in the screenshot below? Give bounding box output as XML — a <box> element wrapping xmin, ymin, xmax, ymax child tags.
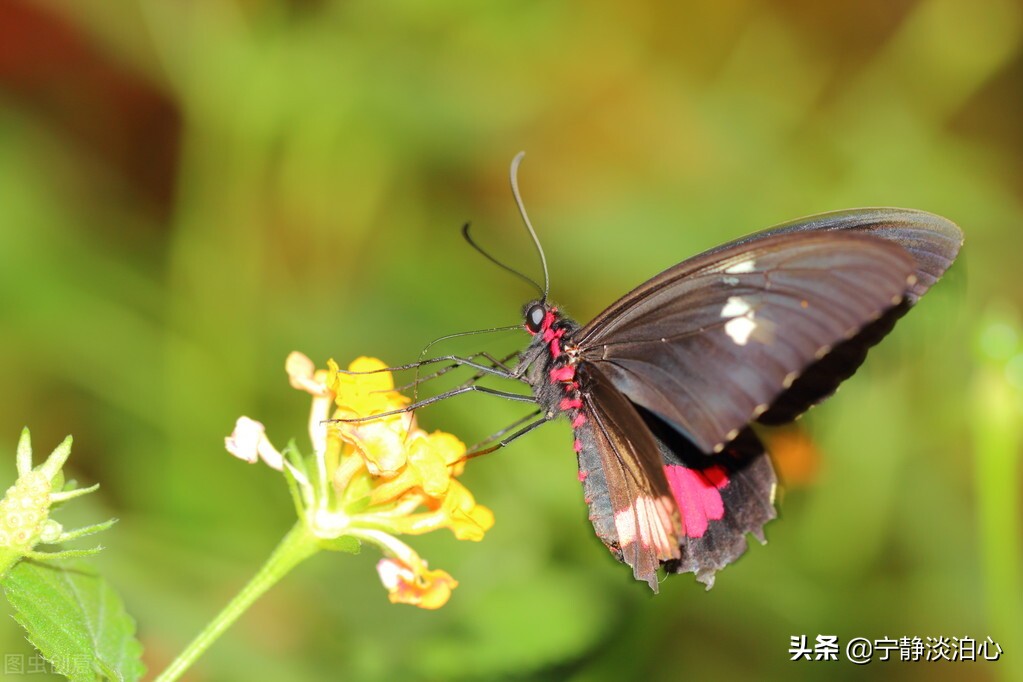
<box><xmin>474</xmin><ymin>154</ymin><xmax>963</xmax><ymax>591</ymax></box>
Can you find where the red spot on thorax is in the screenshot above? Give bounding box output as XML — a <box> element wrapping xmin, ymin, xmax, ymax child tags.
<box><xmin>542</xmin><ymin>309</ymin><xmax>556</xmax><ymax>332</ymax></box>
<box><xmin>571</xmin><ymin>413</ymin><xmax>587</xmax><ymax>428</ymax></box>
<box><xmin>543</xmin><ymin>325</ymin><xmax>564</xmax><ymax>340</ymax></box>
<box><xmin>663</xmin><ymin>464</ymin><xmax>729</xmax><ymax>539</ymax></box>
<box><xmin>550</xmin><ymin>366</ymin><xmax>575</xmax><ymax>382</ymax></box>
<box><xmin>541</xmin><ymin>313</ymin><xmax>566</xmax><ymax>357</ymax></box>
<box><xmin>578</xmin><ymin>469</ymin><xmax>588</xmax><ymax>482</ymax></box>
<box><xmin>559</xmin><ymin>397</ymin><xmax>582</xmax><ymax>411</ymax></box>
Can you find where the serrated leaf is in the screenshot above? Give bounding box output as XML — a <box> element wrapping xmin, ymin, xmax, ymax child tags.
<box><xmin>2</xmin><ymin>560</ymin><xmax>145</xmax><ymax>681</ymax></box>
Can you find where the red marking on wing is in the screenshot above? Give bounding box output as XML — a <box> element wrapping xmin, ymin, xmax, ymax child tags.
<box><xmin>664</xmin><ymin>464</ymin><xmax>729</xmax><ymax>538</ymax></box>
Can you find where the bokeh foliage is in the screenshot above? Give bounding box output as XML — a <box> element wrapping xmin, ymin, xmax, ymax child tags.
<box><xmin>1</xmin><ymin>0</ymin><xmax>1021</xmax><ymax>680</ymax></box>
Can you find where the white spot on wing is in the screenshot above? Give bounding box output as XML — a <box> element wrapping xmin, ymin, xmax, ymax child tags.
<box><xmin>721</xmin><ymin>296</ymin><xmax>751</xmax><ymax>318</ymax></box>
<box><xmin>725</xmin><ymin>259</ymin><xmax>756</xmax><ymax>274</ymax></box>
<box><xmin>721</xmin><ymin>296</ymin><xmax>757</xmax><ymax>345</ymax></box>
<box><xmin>725</xmin><ymin>317</ymin><xmax>756</xmax><ymax>345</ymax></box>
<box><xmin>613</xmin><ymin>495</ymin><xmax>679</xmax><ymax>558</ymax></box>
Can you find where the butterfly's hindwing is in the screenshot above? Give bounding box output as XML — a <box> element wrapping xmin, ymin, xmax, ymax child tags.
<box><xmin>640</xmin><ymin>411</ymin><xmax>778</xmax><ymax>588</ymax></box>
<box><xmin>574</xmin><ymin>364</ymin><xmax>681</xmax><ymax>590</ymax></box>
<box><xmin>573</xmin><ymin>369</ymin><xmax>778</xmax><ymax>590</ymax></box>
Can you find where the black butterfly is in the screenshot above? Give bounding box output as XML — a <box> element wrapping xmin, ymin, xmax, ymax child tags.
<box><xmin>350</xmin><ymin>154</ymin><xmax>963</xmax><ymax>590</ymax></box>
<box><xmin>503</xmin><ymin>154</ymin><xmax>963</xmax><ymax>590</ymax></box>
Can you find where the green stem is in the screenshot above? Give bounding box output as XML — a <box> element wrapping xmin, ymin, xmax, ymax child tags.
<box><xmin>972</xmin><ymin>366</ymin><xmax>1022</xmax><ymax>681</ymax></box>
<box><xmin>153</xmin><ymin>523</ymin><xmax>320</xmax><ymax>682</ymax></box>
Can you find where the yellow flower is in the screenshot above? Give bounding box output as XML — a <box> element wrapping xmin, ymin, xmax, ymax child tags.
<box><xmin>330</xmin><ymin>357</ymin><xmax>410</xmax><ymax>422</ymax></box>
<box><xmin>225</xmin><ymin>353</ymin><xmax>494</xmax><ymax>609</ymax></box>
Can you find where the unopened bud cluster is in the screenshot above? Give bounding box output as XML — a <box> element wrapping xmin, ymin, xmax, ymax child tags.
<box><xmin>0</xmin><ymin>470</ymin><xmax>58</xmax><ymax>550</ymax></box>
<box><xmin>0</xmin><ymin>429</ymin><xmax>113</xmax><ymax>579</ymax></box>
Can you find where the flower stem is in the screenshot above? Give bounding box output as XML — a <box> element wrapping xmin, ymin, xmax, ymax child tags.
<box><xmin>153</xmin><ymin>523</ymin><xmax>321</xmax><ymax>682</ymax></box>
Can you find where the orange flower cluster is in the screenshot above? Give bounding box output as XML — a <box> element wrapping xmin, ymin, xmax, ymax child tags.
<box><xmin>227</xmin><ymin>353</ymin><xmax>494</xmax><ymax>609</ymax></box>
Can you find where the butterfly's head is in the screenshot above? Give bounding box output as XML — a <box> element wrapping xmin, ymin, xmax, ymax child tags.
<box><xmin>523</xmin><ymin>300</ymin><xmax>554</xmax><ymax>336</ymax></box>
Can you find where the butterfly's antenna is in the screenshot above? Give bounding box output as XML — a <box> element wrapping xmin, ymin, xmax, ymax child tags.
<box><xmin>462</xmin><ymin>223</ymin><xmax>544</xmax><ymax>298</ymax></box>
<box><xmin>510</xmin><ymin>151</ymin><xmax>550</xmax><ymax>302</ymax></box>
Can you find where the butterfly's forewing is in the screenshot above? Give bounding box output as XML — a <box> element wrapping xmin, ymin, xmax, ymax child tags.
<box><xmin>706</xmin><ymin>209</ymin><xmax>963</xmax><ymax>423</ymax></box>
<box><xmin>574</xmin><ymin>230</ymin><xmax>919</xmax><ymax>454</ymax></box>
<box><xmin>712</xmin><ymin>208</ymin><xmax>962</xmax><ymax>303</ymax></box>
<box><xmin>755</xmin><ymin>298</ymin><xmax>909</xmax><ymax>424</ymax></box>
<box><xmin>575</xmin><ymin>364</ymin><xmax>681</xmax><ymax>590</ymax></box>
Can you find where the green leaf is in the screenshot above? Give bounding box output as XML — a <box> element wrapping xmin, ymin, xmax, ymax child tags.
<box><xmin>2</xmin><ymin>560</ymin><xmax>145</xmax><ymax>681</ymax></box>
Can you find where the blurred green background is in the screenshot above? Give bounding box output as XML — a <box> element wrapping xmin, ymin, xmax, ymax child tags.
<box><xmin>1</xmin><ymin>0</ymin><xmax>1021</xmax><ymax>680</ymax></box>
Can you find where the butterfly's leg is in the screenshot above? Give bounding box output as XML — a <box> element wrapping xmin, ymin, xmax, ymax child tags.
<box><xmin>391</xmin><ymin>351</ymin><xmax>521</xmax><ymax>392</ymax></box>
<box><xmin>338</xmin><ymin>354</ymin><xmax>519</xmax><ymax>381</ymax></box>
<box><xmin>463</xmin><ymin>413</ymin><xmax>553</xmax><ymax>459</ymax></box>
<box><xmin>465</xmin><ymin>408</ymin><xmax>543</xmax><ymax>451</ymax></box>
<box><xmin>331</xmin><ymin>384</ymin><xmax>538</xmax><ymax>423</ymax></box>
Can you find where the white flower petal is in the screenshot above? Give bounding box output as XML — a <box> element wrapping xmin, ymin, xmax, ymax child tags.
<box><xmin>225</xmin><ymin>417</ymin><xmax>266</xmax><ymax>464</ymax></box>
